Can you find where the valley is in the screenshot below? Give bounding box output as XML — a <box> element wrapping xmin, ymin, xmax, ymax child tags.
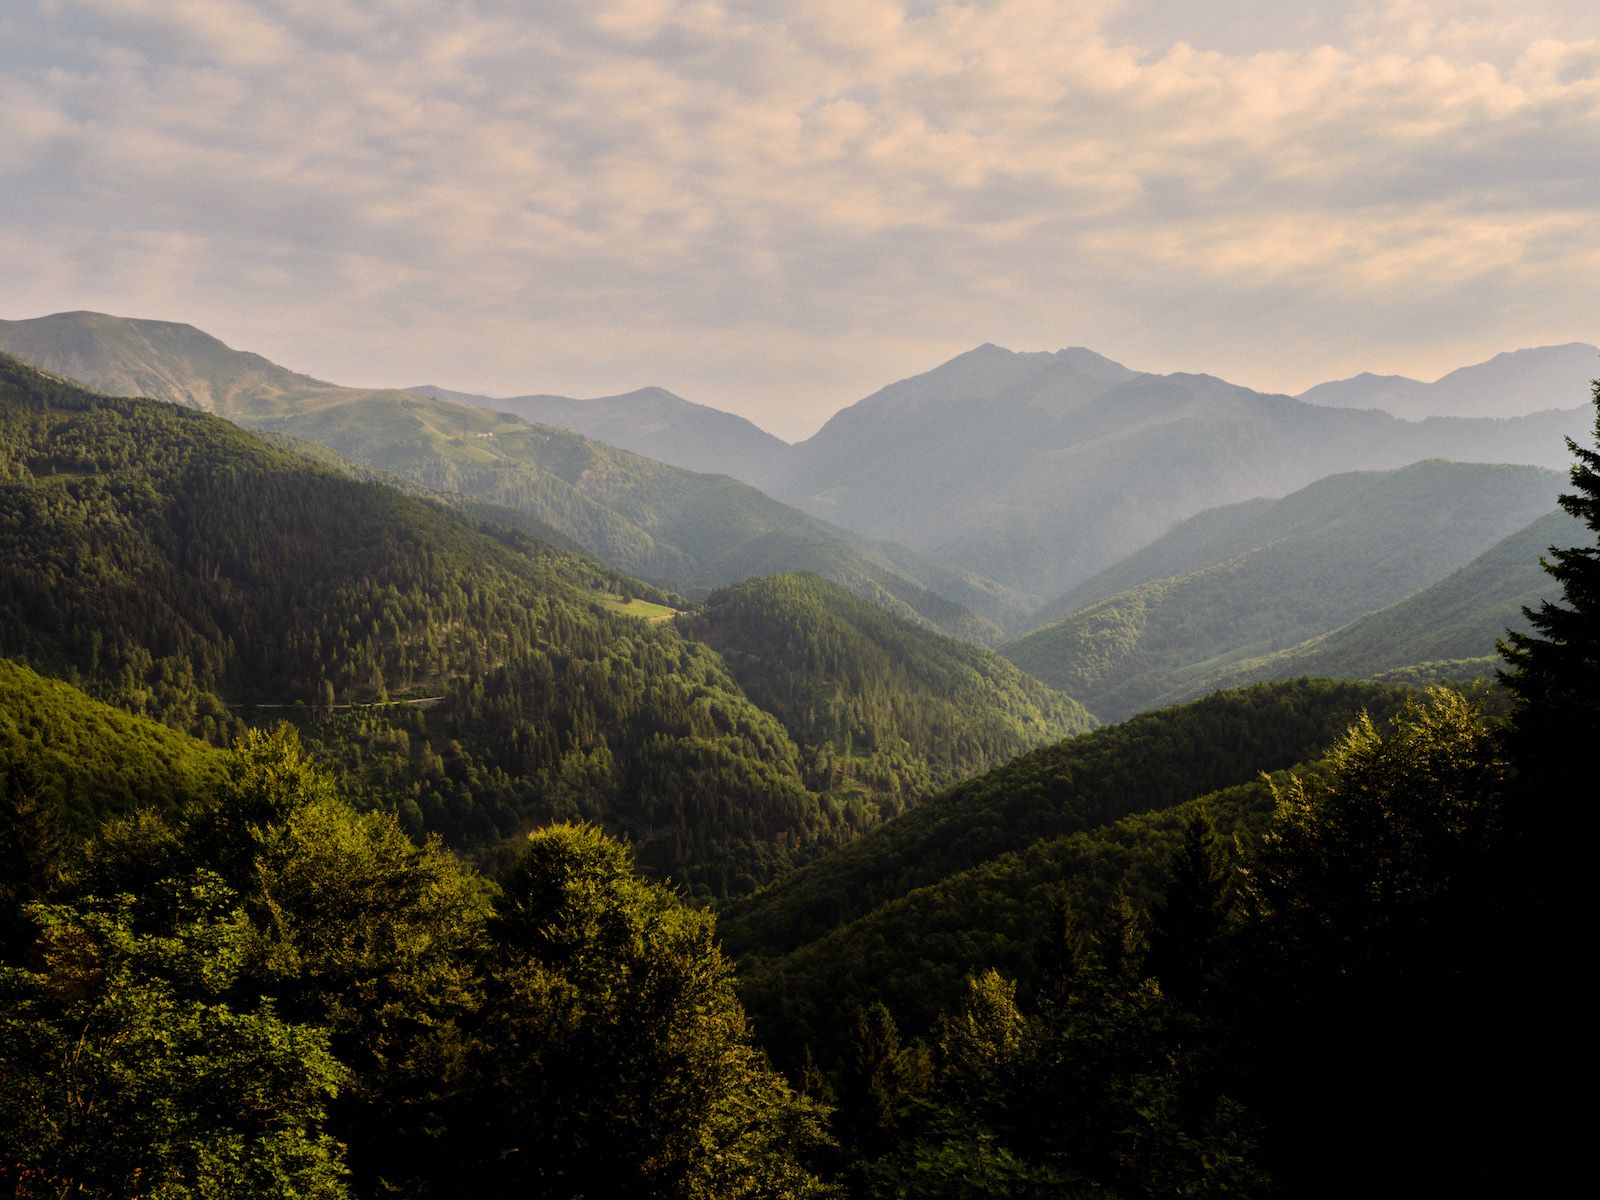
<box><xmin>2</xmin><ymin>316</ymin><xmax>1592</xmax><ymax>1198</ymax></box>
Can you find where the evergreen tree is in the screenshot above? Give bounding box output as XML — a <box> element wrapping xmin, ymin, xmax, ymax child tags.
<box><xmin>1499</xmin><ymin>377</ymin><xmax>1600</xmax><ymax>796</ymax></box>
<box><xmin>1146</xmin><ymin>811</ymin><xmax>1233</xmax><ymax>1008</ymax></box>
<box><xmin>1495</xmin><ymin>375</ymin><xmax>1599</xmax><ymax>1194</ymax></box>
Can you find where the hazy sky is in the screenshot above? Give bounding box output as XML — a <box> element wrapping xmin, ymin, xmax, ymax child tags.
<box><xmin>3</xmin><ymin>1</ymin><xmax>1597</xmax><ymax>438</ymax></box>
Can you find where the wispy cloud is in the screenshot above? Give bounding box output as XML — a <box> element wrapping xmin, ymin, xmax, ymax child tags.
<box><xmin>3</xmin><ymin>0</ymin><xmax>1596</xmax><ymax>436</ymax></box>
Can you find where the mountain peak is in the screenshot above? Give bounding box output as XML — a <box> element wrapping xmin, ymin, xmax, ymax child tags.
<box><xmin>1302</xmin><ymin>342</ymin><xmax>1599</xmax><ymax>419</ymax></box>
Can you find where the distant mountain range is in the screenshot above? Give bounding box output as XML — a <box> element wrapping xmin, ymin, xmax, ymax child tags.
<box><xmin>998</xmin><ymin>460</ymin><xmax>1565</xmax><ymax>720</ymax></box>
<box><xmin>3</xmin><ymin>311</ymin><xmax>1591</xmax><ymax>628</ymax></box>
<box><xmin>763</xmin><ymin>344</ymin><xmax>1591</xmax><ymax>600</ymax></box>
<box><xmin>1298</xmin><ymin>343</ymin><xmax>1599</xmax><ymax>419</ymax></box>
<box><xmin>413</xmin><ymin>340</ymin><xmax>1597</xmax><ymax>605</ymax></box>
<box><xmin>0</xmin><ymin>312</ymin><xmax>1020</xmax><ymax>639</ymax></box>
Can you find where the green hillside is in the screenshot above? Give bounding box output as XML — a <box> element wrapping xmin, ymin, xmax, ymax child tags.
<box><xmin>685</xmin><ymin>574</ymin><xmax>1095</xmax><ymax>823</ymax></box>
<box><xmin>1205</xmin><ymin>508</ymin><xmax>1579</xmax><ymax>690</ymax></box>
<box><xmin>0</xmin><ymin>312</ymin><xmax>1019</xmax><ymax>639</ymax></box>
<box><xmin>718</xmin><ymin>679</ymin><xmax>1409</xmax><ymax>959</ymax></box>
<box><xmin>1002</xmin><ymin>461</ymin><xmax>1562</xmax><ymax>719</ymax></box>
<box><xmin>736</xmin><ymin>770</ymin><xmax>1292</xmax><ymax>1065</ymax></box>
<box><xmin>0</xmin><ymin>657</ymin><xmax>225</xmax><ymax>835</ymax></box>
<box><xmin>0</xmin><ymin>352</ymin><xmax>836</xmax><ymax>895</ymax></box>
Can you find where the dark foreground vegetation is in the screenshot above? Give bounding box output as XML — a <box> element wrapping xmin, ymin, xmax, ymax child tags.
<box><xmin>2</xmin><ymin>375</ymin><xmax>1595</xmax><ymax>1195</ymax></box>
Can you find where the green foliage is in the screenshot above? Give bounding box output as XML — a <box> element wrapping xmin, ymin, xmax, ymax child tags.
<box><xmin>1234</xmin><ymin>687</ymin><xmax>1524</xmax><ymax>1194</ymax></box>
<box><xmin>857</xmin><ymin>963</ymin><xmax>1267</xmax><ymax>1200</ymax></box>
<box><xmin>687</xmin><ymin>574</ymin><xmax>1094</xmax><ymax>822</ymax></box>
<box><xmin>1500</xmin><ymin>379</ymin><xmax>1600</xmax><ymax>797</ymax></box>
<box><xmin>0</xmin><ymin>879</ymin><xmax>350</xmax><ymax>1199</ymax></box>
<box><xmin>0</xmin><ymin>657</ymin><xmax>227</xmax><ymax>835</ymax></box>
<box><xmin>1253</xmin><ymin>688</ymin><xmax>1505</xmax><ymax>962</ymax></box>
<box><xmin>0</xmin><ymin>355</ymin><xmax>846</xmax><ymax>895</ymax></box>
<box><xmin>1145</xmin><ymin>812</ymin><xmax>1235</xmax><ymax>1008</ymax></box>
<box><xmin>720</xmin><ymin>679</ymin><xmax>1409</xmax><ymax>963</ymax></box>
<box><xmin>1</xmin><ymin>709</ymin><xmax>835</xmax><ymax>1199</ymax></box>
<box><xmin>460</xmin><ymin>824</ymin><xmax>834</xmax><ymax>1199</ymax></box>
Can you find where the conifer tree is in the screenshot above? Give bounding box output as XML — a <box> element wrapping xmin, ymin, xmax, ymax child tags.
<box><xmin>1499</xmin><ymin>377</ymin><xmax>1600</xmax><ymax>796</ymax></box>
<box><xmin>1147</xmin><ymin>811</ymin><xmax>1233</xmax><ymax>1008</ymax></box>
<box><xmin>1494</xmin><ymin>376</ymin><xmax>1597</xmax><ymax>1194</ymax></box>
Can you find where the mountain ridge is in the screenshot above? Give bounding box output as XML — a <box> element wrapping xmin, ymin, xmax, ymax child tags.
<box><xmin>0</xmin><ymin>311</ymin><xmax>1021</xmax><ymax>639</ymax></box>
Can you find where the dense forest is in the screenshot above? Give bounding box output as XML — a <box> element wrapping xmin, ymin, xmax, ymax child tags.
<box><xmin>686</xmin><ymin>574</ymin><xmax>1093</xmax><ymax>822</ymax></box>
<box><xmin>0</xmin><ymin>354</ymin><xmax>1085</xmax><ymax>894</ymax></box>
<box><xmin>2</xmin><ymin>354</ymin><xmax>1593</xmax><ymax>1195</ymax></box>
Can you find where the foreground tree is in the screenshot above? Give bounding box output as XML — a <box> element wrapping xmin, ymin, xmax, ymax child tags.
<box><xmin>0</xmin><ymin>879</ymin><xmax>349</xmax><ymax>1199</ymax></box>
<box><xmin>460</xmin><ymin>823</ymin><xmax>834</xmax><ymax>1199</ymax></box>
<box><xmin>1243</xmin><ymin>687</ymin><xmax>1514</xmax><ymax>1195</ymax></box>
<box><xmin>1499</xmin><ymin>378</ymin><xmax>1600</xmax><ymax>795</ymax></box>
<box><xmin>1494</xmin><ymin>376</ymin><xmax>1600</xmax><ymax>1191</ymax></box>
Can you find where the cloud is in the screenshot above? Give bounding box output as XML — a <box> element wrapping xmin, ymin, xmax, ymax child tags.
<box><xmin>3</xmin><ymin>0</ymin><xmax>1598</xmax><ymax>435</ymax></box>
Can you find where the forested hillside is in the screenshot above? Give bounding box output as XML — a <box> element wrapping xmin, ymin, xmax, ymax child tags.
<box><xmin>718</xmin><ymin>679</ymin><xmax>1409</xmax><ymax>959</ymax></box>
<box><xmin>0</xmin><ymin>353</ymin><xmax>837</xmax><ymax>894</ymax></box>
<box><xmin>686</xmin><ymin>574</ymin><xmax>1094</xmax><ymax>822</ymax></box>
<box><xmin>1001</xmin><ymin>461</ymin><xmax>1561</xmax><ymax>719</ymax></box>
<box><xmin>1</xmin><ymin>353</ymin><xmax>1100</xmax><ymax>894</ymax></box>
<box><xmin>415</xmin><ymin>382</ymin><xmax>796</xmax><ymax>490</ymax></box>
<box><xmin>0</xmin><ymin>657</ymin><xmax>226</xmax><ymax>835</ymax></box>
<box><xmin>1202</xmin><ymin>507</ymin><xmax>1579</xmax><ymax>691</ymax></box>
<box><xmin>0</xmin><ymin>313</ymin><xmax>1020</xmax><ymax>637</ymax></box>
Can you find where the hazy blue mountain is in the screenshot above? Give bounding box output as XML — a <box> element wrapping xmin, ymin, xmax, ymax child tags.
<box><xmin>999</xmin><ymin>460</ymin><xmax>1565</xmax><ymax>720</ymax></box>
<box><xmin>411</xmin><ymin>383</ymin><xmax>795</xmax><ymax>488</ymax></box>
<box><xmin>1299</xmin><ymin>343</ymin><xmax>1599</xmax><ymax>419</ymax></box>
<box><xmin>1200</xmin><ymin>507</ymin><xmax>1580</xmax><ymax>692</ymax></box>
<box><xmin>0</xmin><ymin>312</ymin><xmax>1018</xmax><ymax>639</ymax></box>
<box><xmin>775</xmin><ymin>344</ymin><xmax>1590</xmax><ymax>599</ymax></box>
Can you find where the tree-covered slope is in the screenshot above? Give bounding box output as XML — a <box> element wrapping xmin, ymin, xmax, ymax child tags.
<box><xmin>685</xmin><ymin>574</ymin><xmax>1095</xmax><ymax>824</ymax></box>
<box><xmin>1204</xmin><ymin>508</ymin><xmax>1580</xmax><ymax>690</ymax></box>
<box><xmin>735</xmin><ymin>770</ymin><xmax>1292</xmax><ymax>1065</ymax></box>
<box><xmin>0</xmin><ymin>656</ymin><xmax>226</xmax><ymax>836</ymax></box>
<box><xmin>1001</xmin><ymin>461</ymin><xmax>1562</xmax><ymax>720</ymax></box>
<box><xmin>0</xmin><ymin>353</ymin><xmax>834</xmax><ymax>894</ymax></box>
<box><xmin>718</xmin><ymin>679</ymin><xmax>1410</xmax><ymax>960</ymax></box>
<box><xmin>0</xmin><ymin>312</ymin><xmax>1018</xmax><ymax>638</ymax></box>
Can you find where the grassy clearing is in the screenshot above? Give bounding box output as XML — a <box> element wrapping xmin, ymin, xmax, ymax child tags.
<box><xmin>596</xmin><ymin>594</ymin><xmax>679</xmax><ymax>621</ymax></box>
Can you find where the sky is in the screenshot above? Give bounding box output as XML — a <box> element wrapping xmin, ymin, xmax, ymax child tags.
<box><xmin>3</xmin><ymin>1</ymin><xmax>1597</xmax><ymax>439</ymax></box>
